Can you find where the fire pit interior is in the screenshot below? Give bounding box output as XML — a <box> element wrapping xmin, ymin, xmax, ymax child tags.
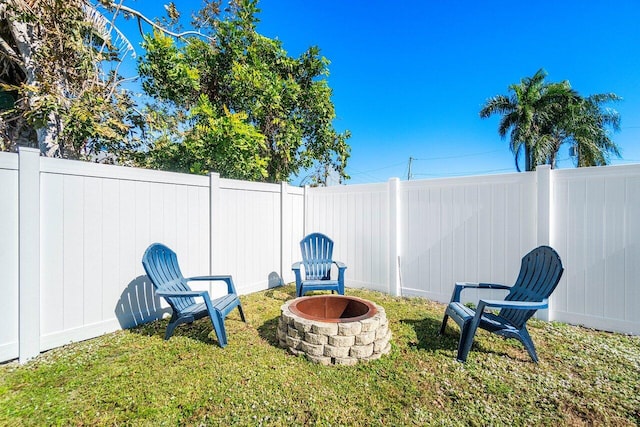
<box><xmin>278</xmin><ymin>295</ymin><xmax>392</xmax><ymax>366</ymax></box>
<box><xmin>289</xmin><ymin>295</ymin><xmax>376</xmax><ymax>322</ymax></box>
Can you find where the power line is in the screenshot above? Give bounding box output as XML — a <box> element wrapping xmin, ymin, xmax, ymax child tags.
<box><xmin>410</xmin><ymin>149</ymin><xmax>503</xmax><ymax>161</ymax></box>
<box><xmin>348</xmin><ymin>160</ymin><xmax>407</xmax><ymax>175</ymax></box>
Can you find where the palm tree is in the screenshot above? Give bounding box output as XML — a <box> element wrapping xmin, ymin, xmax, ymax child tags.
<box><xmin>567</xmin><ymin>93</ymin><xmax>621</xmax><ymax>167</ymax></box>
<box><xmin>480</xmin><ymin>68</ymin><xmax>570</xmax><ymax>171</ymax></box>
<box><xmin>480</xmin><ymin>69</ymin><xmax>621</xmax><ymax>171</ymax></box>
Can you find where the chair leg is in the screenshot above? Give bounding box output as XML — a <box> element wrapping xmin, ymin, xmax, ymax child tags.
<box><xmin>518</xmin><ymin>327</ymin><xmax>539</xmax><ymax>363</ymax></box>
<box><xmin>456</xmin><ymin>324</ymin><xmax>471</xmax><ymax>362</ymax></box>
<box><xmin>237</xmin><ymin>303</ymin><xmax>246</xmax><ymax>323</ymax></box>
<box><xmin>457</xmin><ymin>318</ymin><xmax>480</xmax><ymax>363</ymax></box>
<box><xmin>439</xmin><ymin>314</ymin><xmax>449</xmax><ymax>335</ymax></box>
<box><xmin>210</xmin><ymin>311</ymin><xmax>228</xmax><ymax>348</ymax></box>
<box><xmin>164</xmin><ymin>314</ymin><xmax>180</xmax><ymax>340</ymax></box>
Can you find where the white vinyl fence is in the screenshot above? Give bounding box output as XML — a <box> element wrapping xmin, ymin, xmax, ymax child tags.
<box><xmin>2</xmin><ymin>148</ymin><xmax>639</xmax><ymax>364</ymax></box>
<box><xmin>551</xmin><ymin>165</ymin><xmax>640</xmax><ymax>334</ymax></box>
<box><xmin>306</xmin><ymin>165</ymin><xmax>640</xmax><ymax>336</ymax></box>
<box><xmin>1</xmin><ymin>148</ymin><xmax>303</xmax><ymax>363</ymax></box>
<box><xmin>0</xmin><ymin>153</ymin><xmax>18</xmax><ymax>364</ymax></box>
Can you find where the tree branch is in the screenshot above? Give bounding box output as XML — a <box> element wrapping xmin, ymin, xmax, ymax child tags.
<box><xmin>0</xmin><ymin>35</ymin><xmax>25</xmax><ymax>70</ymax></box>
<box><xmin>101</xmin><ymin>1</ymin><xmax>215</xmax><ymax>42</ymax></box>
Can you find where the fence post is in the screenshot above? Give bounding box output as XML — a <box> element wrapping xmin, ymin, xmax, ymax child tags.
<box><xmin>537</xmin><ymin>165</ymin><xmax>552</xmax><ymax>247</ymax></box>
<box><xmin>18</xmin><ymin>147</ymin><xmax>40</xmax><ymax>363</ymax></box>
<box><xmin>303</xmin><ymin>185</ymin><xmax>309</xmax><ymax>237</ymax></box>
<box><xmin>536</xmin><ymin>165</ymin><xmax>553</xmax><ymax>321</ymax></box>
<box><xmin>209</xmin><ymin>172</ymin><xmax>221</xmax><ymax>276</ymax></box>
<box><xmin>279</xmin><ymin>181</ymin><xmax>288</xmax><ymax>286</ymax></box>
<box><xmin>388</xmin><ymin>178</ymin><xmax>401</xmax><ymax>296</ymax></box>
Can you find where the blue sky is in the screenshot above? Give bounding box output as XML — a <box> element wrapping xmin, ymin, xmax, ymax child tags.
<box><xmin>116</xmin><ymin>0</ymin><xmax>640</xmax><ymax>185</ymax></box>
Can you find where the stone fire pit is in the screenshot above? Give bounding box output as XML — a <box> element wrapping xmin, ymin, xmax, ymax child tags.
<box><xmin>277</xmin><ymin>295</ymin><xmax>392</xmax><ymax>365</ymax></box>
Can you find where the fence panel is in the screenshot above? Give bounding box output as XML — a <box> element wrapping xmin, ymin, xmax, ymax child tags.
<box><xmin>38</xmin><ymin>158</ymin><xmax>210</xmax><ymax>352</ymax></box>
<box><xmin>0</xmin><ymin>153</ymin><xmax>19</xmax><ymax>361</ymax></box>
<box><xmin>283</xmin><ymin>185</ymin><xmax>305</xmax><ymax>285</ymax></box>
<box><xmin>306</xmin><ymin>182</ymin><xmax>390</xmax><ymax>293</ymax></box>
<box><xmin>399</xmin><ymin>173</ymin><xmax>538</xmax><ymax>303</ymax></box>
<box><xmin>552</xmin><ymin>165</ymin><xmax>640</xmax><ymax>334</ymax></box>
<box><xmin>213</xmin><ymin>179</ymin><xmax>283</xmax><ymax>295</ymax></box>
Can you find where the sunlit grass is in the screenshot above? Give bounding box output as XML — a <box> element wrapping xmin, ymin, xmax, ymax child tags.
<box><xmin>1</xmin><ymin>285</ymin><xmax>638</xmax><ymax>425</ymax></box>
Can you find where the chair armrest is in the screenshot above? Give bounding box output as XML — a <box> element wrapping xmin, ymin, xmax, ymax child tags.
<box><xmin>477</xmin><ymin>298</ymin><xmax>549</xmax><ymax>312</ymax></box>
<box><xmin>155</xmin><ymin>289</ymin><xmax>208</xmax><ymax>298</ymax></box>
<box><xmin>185</xmin><ymin>275</ymin><xmax>237</xmax><ymax>295</ymax></box>
<box><xmin>477</xmin><ymin>282</ymin><xmax>511</xmax><ymax>290</ymax></box>
<box><xmin>450</xmin><ymin>282</ymin><xmax>511</xmax><ymax>302</ymax></box>
<box><xmin>187</xmin><ymin>275</ymin><xmax>232</xmax><ymax>282</ymax></box>
<box><xmin>334</xmin><ymin>261</ymin><xmax>347</xmax><ymax>292</ymax></box>
<box><xmin>333</xmin><ymin>261</ymin><xmax>347</xmax><ymax>270</ymax></box>
<box><xmin>291</xmin><ymin>262</ymin><xmax>303</xmax><ymax>290</ymax></box>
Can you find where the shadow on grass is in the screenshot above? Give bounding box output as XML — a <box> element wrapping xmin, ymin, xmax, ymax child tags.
<box><xmin>257</xmin><ymin>316</ymin><xmax>280</xmax><ymax>347</ymax></box>
<box><xmin>127</xmin><ymin>285</ymin><xmax>297</xmax><ymax>348</ymax></box>
<box><xmin>127</xmin><ymin>317</ymin><xmax>219</xmax><ymax>346</ymax></box>
<box><xmin>113</xmin><ymin>274</ymin><xmax>219</xmax><ymax>345</ymax></box>
<box><xmin>403</xmin><ymin>316</ymin><xmax>528</xmax><ymax>361</ymax></box>
<box><xmin>400</xmin><ymin>316</ymin><xmax>458</xmax><ymax>353</ymax></box>
<box><xmin>254</xmin><ymin>286</ymin><xmax>297</xmax><ymax>348</ymax></box>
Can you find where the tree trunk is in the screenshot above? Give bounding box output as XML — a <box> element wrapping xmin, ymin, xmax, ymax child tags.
<box><xmin>524</xmin><ymin>144</ymin><xmax>532</xmax><ymax>171</ymax></box>
<box><xmin>36</xmin><ymin>112</ymin><xmax>61</xmax><ymax>157</ymax></box>
<box><xmin>9</xmin><ymin>12</ymin><xmax>61</xmax><ymax>156</ymax></box>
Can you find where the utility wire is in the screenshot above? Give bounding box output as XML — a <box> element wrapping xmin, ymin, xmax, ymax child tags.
<box><xmin>349</xmin><ymin>160</ymin><xmax>407</xmax><ymax>175</ymax></box>
<box><xmin>410</xmin><ymin>149</ymin><xmax>503</xmax><ymax>161</ymax></box>
<box><xmin>348</xmin><ymin>160</ymin><xmax>408</xmax><ymax>182</ymax></box>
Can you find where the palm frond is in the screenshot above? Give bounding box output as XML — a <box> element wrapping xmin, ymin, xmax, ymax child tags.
<box><xmin>82</xmin><ymin>2</ymin><xmax>135</xmax><ymax>58</ymax></box>
<box><xmin>479</xmin><ymin>95</ymin><xmax>513</xmax><ymax>118</ymax></box>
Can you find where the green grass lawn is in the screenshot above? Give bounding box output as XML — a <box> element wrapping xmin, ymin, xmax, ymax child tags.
<box><xmin>1</xmin><ymin>285</ymin><xmax>638</xmax><ymax>426</ymax></box>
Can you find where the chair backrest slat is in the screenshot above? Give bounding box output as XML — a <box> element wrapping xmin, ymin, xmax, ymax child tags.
<box><xmin>501</xmin><ymin>246</ymin><xmax>564</xmax><ymax>328</ymax></box>
<box><xmin>142</xmin><ymin>243</ymin><xmax>195</xmax><ymax>313</ymax></box>
<box><xmin>300</xmin><ymin>233</ymin><xmax>334</xmax><ymax>280</ymax></box>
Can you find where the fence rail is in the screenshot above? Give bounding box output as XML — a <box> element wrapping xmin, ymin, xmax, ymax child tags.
<box><xmin>1</xmin><ymin>148</ymin><xmax>638</xmax><ymax>363</ymax></box>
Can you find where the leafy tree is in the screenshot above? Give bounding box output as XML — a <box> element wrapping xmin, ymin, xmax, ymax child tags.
<box><xmin>0</xmin><ymin>0</ymin><xmax>142</xmax><ymax>159</ymax></box>
<box><xmin>137</xmin><ymin>0</ymin><xmax>351</xmax><ymax>184</ymax></box>
<box><xmin>480</xmin><ymin>68</ymin><xmax>621</xmax><ymax>171</ymax></box>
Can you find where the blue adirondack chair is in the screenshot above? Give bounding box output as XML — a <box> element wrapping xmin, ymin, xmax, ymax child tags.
<box><xmin>292</xmin><ymin>233</ymin><xmax>347</xmax><ymax>297</ymax></box>
<box><xmin>142</xmin><ymin>243</ymin><xmax>246</xmax><ymax>347</ymax></box>
<box><xmin>439</xmin><ymin>245</ymin><xmax>564</xmax><ymax>362</ymax></box>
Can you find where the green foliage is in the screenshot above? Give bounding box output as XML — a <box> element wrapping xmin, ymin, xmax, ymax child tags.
<box><xmin>480</xmin><ymin>68</ymin><xmax>621</xmax><ymax>171</ymax></box>
<box><xmin>137</xmin><ymin>0</ymin><xmax>350</xmax><ymax>183</ymax></box>
<box><xmin>140</xmin><ymin>97</ymin><xmax>269</xmax><ymax>179</ymax></box>
<box><xmin>133</xmin><ymin>95</ymin><xmax>267</xmax><ymax>181</ymax></box>
<box><xmin>137</xmin><ymin>31</ymin><xmax>201</xmax><ymax>105</ymax></box>
<box><xmin>567</xmin><ymin>93</ymin><xmax>622</xmax><ymax>167</ymax></box>
<box><xmin>188</xmin><ymin>100</ymin><xmax>269</xmax><ymax>179</ymax></box>
<box><xmin>1</xmin><ymin>0</ymin><xmax>141</xmax><ymax>159</ymax></box>
<box><xmin>1</xmin><ymin>286</ymin><xmax>638</xmax><ymax>425</ymax></box>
